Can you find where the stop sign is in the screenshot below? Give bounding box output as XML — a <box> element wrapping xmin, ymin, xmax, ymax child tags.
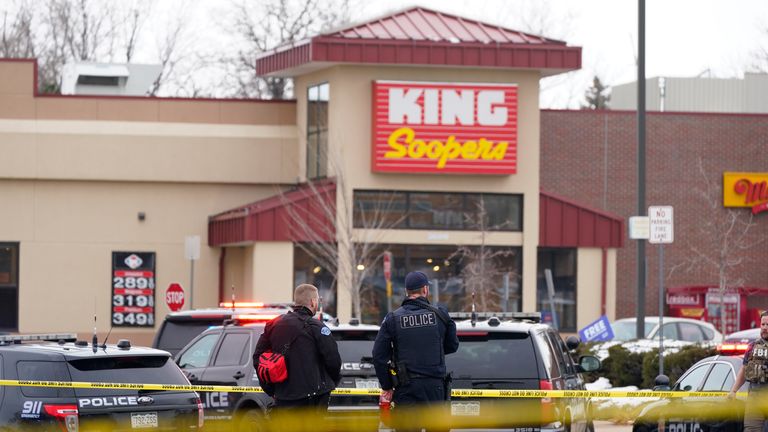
<box><xmin>166</xmin><ymin>283</ymin><xmax>185</xmax><ymax>312</ymax></box>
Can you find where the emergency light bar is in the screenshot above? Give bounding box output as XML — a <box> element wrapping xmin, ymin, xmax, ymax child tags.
<box><xmin>0</xmin><ymin>333</ymin><xmax>78</xmax><ymax>343</ymax></box>
<box><xmin>449</xmin><ymin>312</ymin><xmax>541</xmax><ymax>323</ymax></box>
<box><xmin>219</xmin><ymin>302</ymin><xmax>265</xmax><ymax>308</ymax></box>
<box><xmin>231</xmin><ymin>314</ymin><xmax>280</xmax><ymax>322</ymax></box>
<box><xmin>717</xmin><ymin>343</ymin><xmax>750</xmax><ymax>355</ymax></box>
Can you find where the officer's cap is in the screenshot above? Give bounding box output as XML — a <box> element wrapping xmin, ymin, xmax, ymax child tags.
<box><xmin>405</xmin><ymin>271</ymin><xmax>429</xmax><ymax>290</ymax></box>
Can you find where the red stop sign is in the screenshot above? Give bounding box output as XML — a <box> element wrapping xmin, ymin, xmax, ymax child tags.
<box><xmin>166</xmin><ymin>283</ymin><xmax>185</xmax><ymax>312</ymax></box>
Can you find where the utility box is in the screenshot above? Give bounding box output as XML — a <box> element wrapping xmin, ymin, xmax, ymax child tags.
<box><xmin>61</xmin><ymin>62</ymin><xmax>162</xmax><ymax>96</ymax></box>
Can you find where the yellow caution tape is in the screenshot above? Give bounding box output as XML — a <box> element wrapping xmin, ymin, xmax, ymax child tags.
<box><xmin>0</xmin><ymin>379</ymin><xmax>746</xmax><ymax>398</ymax></box>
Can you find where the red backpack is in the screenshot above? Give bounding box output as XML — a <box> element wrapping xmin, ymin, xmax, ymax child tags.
<box><xmin>257</xmin><ymin>315</ymin><xmax>309</xmax><ymax>384</ymax></box>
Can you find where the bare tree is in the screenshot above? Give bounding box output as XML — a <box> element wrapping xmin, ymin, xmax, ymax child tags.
<box><xmin>220</xmin><ymin>0</ymin><xmax>352</xmax><ymax>99</ymax></box>
<box><xmin>0</xmin><ymin>0</ymin><xmax>191</xmax><ymax>94</ymax></box>
<box><xmin>669</xmin><ymin>158</ymin><xmax>760</xmax><ymax>335</ymax></box>
<box><xmin>278</xmin><ymin>149</ymin><xmax>405</xmax><ymax>320</ymax></box>
<box><xmin>449</xmin><ymin>196</ymin><xmax>519</xmax><ymax>312</ymax></box>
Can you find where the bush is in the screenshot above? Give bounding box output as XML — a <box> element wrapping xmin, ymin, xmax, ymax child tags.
<box><xmin>603</xmin><ymin>345</ymin><xmax>645</xmax><ymax>387</ymax></box>
<box><xmin>640</xmin><ymin>345</ymin><xmax>717</xmax><ymax>388</ymax></box>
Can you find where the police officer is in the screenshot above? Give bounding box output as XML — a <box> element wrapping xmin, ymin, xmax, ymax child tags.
<box><xmin>254</xmin><ymin>284</ymin><xmax>341</xmax><ymax>412</ymax></box>
<box><xmin>729</xmin><ymin>311</ymin><xmax>768</xmax><ymax>432</ymax></box>
<box><xmin>372</xmin><ymin>271</ymin><xmax>459</xmax><ymax>430</ymax></box>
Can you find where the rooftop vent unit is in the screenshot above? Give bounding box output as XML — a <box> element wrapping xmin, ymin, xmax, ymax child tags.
<box><xmin>61</xmin><ymin>62</ymin><xmax>162</xmax><ymax>96</ymax></box>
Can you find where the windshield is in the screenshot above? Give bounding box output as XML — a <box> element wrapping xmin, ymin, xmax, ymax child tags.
<box><xmin>155</xmin><ymin>320</ymin><xmax>220</xmax><ymax>355</ymax></box>
<box><xmin>67</xmin><ymin>355</ymin><xmax>189</xmax><ymax>396</ymax></box>
<box><xmin>612</xmin><ymin>320</ymin><xmax>655</xmax><ymax>341</ymax></box>
<box><xmin>447</xmin><ymin>332</ymin><xmax>538</xmax><ymax>379</ymax></box>
<box><xmin>334</xmin><ymin>330</ymin><xmax>377</xmax><ymax>363</ymax></box>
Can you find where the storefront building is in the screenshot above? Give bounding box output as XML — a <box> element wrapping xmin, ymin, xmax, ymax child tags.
<box><xmin>0</xmin><ymin>8</ymin><xmax>622</xmax><ymax>344</ymax></box>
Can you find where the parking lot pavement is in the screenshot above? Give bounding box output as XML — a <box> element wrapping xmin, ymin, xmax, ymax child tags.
<box><xmin>595</xmin><ymin>420</ymin><xmax>633</xmax><ymax>432</ymax></box>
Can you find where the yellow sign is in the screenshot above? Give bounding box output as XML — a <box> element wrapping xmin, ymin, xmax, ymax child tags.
<box><xmin>723</xmin><ymin>172</ymin><xmax>768</xmax><ymax>214</ymax></box>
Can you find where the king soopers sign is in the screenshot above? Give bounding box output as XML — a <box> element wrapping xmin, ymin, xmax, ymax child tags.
<box><xmin>372</xmin><ymin>81</ymin><xmax>518</xmax><ymax>175</ymax></box>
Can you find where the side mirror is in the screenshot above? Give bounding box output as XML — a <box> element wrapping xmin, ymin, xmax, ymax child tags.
<box><xmin>565</xmin><ymin>335</ymin><xmax>581</xmax><ymax>351</ymax></box>
<box><xmin>577</xmin><ymin>355</ymin><xmax>601</xmax><ymax>372</ymax></box>
<box><xmin>652</xmin><ymin>374</ymin><xmax>671</xmax><ymax>391</ymax></box>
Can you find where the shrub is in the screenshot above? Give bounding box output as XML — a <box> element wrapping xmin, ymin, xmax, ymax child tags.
<box><xmin>602</xmin><ymin>345</ymin><xmax>645</xmax><ymax>387</ymax></box>
<box><xmin>640</xmin><ymin>345</ymin><xmax>717</xmax><ymax>388</ymax></box>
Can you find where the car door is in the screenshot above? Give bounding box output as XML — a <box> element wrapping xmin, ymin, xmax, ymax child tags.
<box><xmin>199</xmin><ymin>330</ymin><xmax>254</xmax><ymax>422</ymax></box>
<box><xmin>662</xmin><ymin>362</ymin><xmax>714</xmax><ymax>432</ymax></box>
<box><xmin>547</xmin><ymin>331</ymin><xmax>589</xmax><ymax>432</ymax></box>
<box><xmin>176</xmin><ymin>331</ymin><xmax>222</xmax><ymax>385</ymax></box>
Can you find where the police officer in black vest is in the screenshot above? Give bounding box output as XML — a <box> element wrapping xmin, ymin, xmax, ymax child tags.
<box><xmin>729</xmin><ymin>311</ymin><xmax>768</xmax><ymax>432</ymax></box>
<box><xmin>372</xmin><ymin>271</ymin><xmax>459</xmax><ymax>430</ymax></box>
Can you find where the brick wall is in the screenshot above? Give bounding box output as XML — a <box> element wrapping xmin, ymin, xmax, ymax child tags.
<box><xmin>541</xmin><ymin>109</ymin><xmax>768</xmax><ymax>319</ymax></box>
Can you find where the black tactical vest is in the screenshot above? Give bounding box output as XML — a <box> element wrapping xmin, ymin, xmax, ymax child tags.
<box><xmin>392</xmin><ymin>304</ymin><xmax>443</xmax><ymax>377</ymax></box>
<box><xmin>745</xmin><ymin>338</ymin><xmax>768</xmax><ymax>384</ymax></box>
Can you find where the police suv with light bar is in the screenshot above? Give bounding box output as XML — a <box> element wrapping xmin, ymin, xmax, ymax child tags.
<box><xmin>442</xmin><ymin>312</ymin><xmax>601</xmax><ymax>432</ymax></box>
<box><xmin>0</xmin><ymin>333</ymin><xmax>203</xmax><ymax>431</ymax></box>
<box><xmin>174</xmin><ymin>316</ymin><xmax>381</xmax><ymax>431</ymax></box>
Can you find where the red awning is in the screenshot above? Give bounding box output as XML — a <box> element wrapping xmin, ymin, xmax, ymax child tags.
<box><xmin>210</xmin><ymin>184</ymin><xmax>622</xmax><ymax>249</ymax></box>
<box><xmin>256</xmin><ymin>6</ymin><xmax>581</xmax><ymax>77</ymax></box>
<box><xmin>208</xmin><ymin>179</ymin><xmax>336</xmax><ymax>246</ymax></box>
<box><xmin>539</xmin><ymin>190</ymin><xmax>624</xmax><ymax>248</ymax></box>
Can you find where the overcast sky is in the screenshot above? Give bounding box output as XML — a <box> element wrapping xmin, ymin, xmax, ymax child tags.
<box><xmin>354</xmin><ymin>0</ymin><xmax>768</xmax><ymax>108</ymax></box>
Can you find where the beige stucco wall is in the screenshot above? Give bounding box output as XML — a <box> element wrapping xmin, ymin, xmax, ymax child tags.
<box><xmin>250</xmin><ymin>242</ymin><xmax>294</xmax><ymax>302</ymax></box>
<box><xmin>295</xmin><ymin>65</ymin><xmax>541</xmax><ymax>322</ymax></box>
<box><xmin>0</xmin><ymin>60</ymin><xmax>300</xmax><ymax>343</ymax></box>
<box><xmin>576</xmin><ymin>248</ymin><xmax>618</xmax><ymax>331</ymax></box>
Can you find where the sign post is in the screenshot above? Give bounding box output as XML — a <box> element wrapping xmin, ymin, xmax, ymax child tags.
<box><xmin>649</xmin><ymin>205</ymin><xmax>674</xmax><ymax>376</ymax></box>
<box><xmin>383</xmin><ymin>251</ymin><xmax>392</xmax><ymax>313</ymax></box>
<box><xmin>165</xmin><ymin>283</ymin><xmax>185</xmax><ymax>312</ymax></box>
<box><xmin>184</xmin><ymin>236</ymin><xmax>200</xmax><ymax>310</ymax></box>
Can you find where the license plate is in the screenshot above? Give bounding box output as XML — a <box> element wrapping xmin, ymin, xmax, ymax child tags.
<box><xmin>131</xmin><ymin>412</ymin><xmax>158</xmax><ymax>429</ymax></box>
<box><xmin>354</xmin><ymin>378</ymin><xmax>380</xmax><ymax>389</ymax></box>
<box><xmin>451</xmin><ymin>401</ymin><xmax>480</xmax><ymax>416</ymax></box>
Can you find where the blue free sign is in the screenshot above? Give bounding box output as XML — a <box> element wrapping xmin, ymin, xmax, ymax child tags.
<box><xmin>578</xmin><ymin>315</ymin><xmax>614</xmax><ymax>342</ymax></box>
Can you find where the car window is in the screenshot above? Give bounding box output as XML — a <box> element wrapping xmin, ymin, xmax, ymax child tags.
<box><xmin>612</xmin><ymin>320</ymin><xmax>655</xmax><ymax>341</ymax></box>
<box><xmin>722</xmin><ymin>367</ymin><xmax>736</xmax><ymax>391</ymax></box>
<box><xmin>533</xmin><ymin>331</ymin><xmax>561</xmax><ymax>378</ymax></box>
<box><xmin>333</xmin><ymin>330</ymin><xmax>378</xmax><ymax>363</ymax></box>
<box><xmin>67</xmin><ymin>355</ymin><xmax>189</xmax><ymax>396</ymax></box>
<box><xmin>658</xmin><ymin>323</ymin><xmax>679</xmax><ymax>340</ymax></box>
<box><xmin>213</xmin><ymin>332</ymin><xmax>251</xmax><ymax>367</ymax></box>
<box><xmin>702</xmin><ymin>363</ymin><xmax>732</xmax><ymax>391</ymax></box>
<box><xmin>448</xmin><ymin>332</ymin><xmax>539</xmax><ymax>379</ymax></box>
<box><xmin>701</xmin><ymin>326</ymin><xmax>715</xmax><ymax>341</ymax></box>
<box><xmin>675</xmin><ymin>363</ymin><xmax>711</xmax><ymax>391</ymax></box>
<box><xmin>155</xmin><ymin>320</ymin><xmax>222</xmax><ymax>355</ymax></box>
<box><xmin>178</xmin><ymin>333</ymin><xmax>221</xmax><ymax>369</ymax></box>
<box><xmin>17</xmin><ymin>361</ymin><xmax>74</xmax><ymax>397</ymax></box>
<box><xmin>546</xmin><ymin>332</ymin><xmax>570</xmax><ymax>375</ymax></box>
<box><xmin>679</xmin><ymin>323</ymin><xmax>705</xmax><ymax>342</ymax></box>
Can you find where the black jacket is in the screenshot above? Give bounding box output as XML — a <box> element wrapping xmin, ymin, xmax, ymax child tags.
<box><xmin>254</xmin><ymin>306</ymin><xmax>342</xmax><ymax>401</ymax></box>
<box><xmin>372</xmin><ymin>297</ymin><xmax>459</xmax><ymax>390</ymax></box>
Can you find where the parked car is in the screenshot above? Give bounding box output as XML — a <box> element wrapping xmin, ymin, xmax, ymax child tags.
<box><xmin>611</xmin><ymin>317</ymin><xmax>723</xmax><ymax>344</ymax></box>
<box><xmin>633</xmin><ymin>350</ymin><xmax>747</xmax><ymax>432</ymax></box>
<box><xmin>0</xmin><ymin>333</ymin><xmax>203</xmax><ymax>431</ymax></box>
<box><xmin>718</xmin><ymin>328</ymin><xmax>759</xmax><ymax>355</ymax></box>
<box><xmin>152</xmin><ymin>303</ymin><xmax>290</xmax><ymax>356</ymax></box>
<box><xmin>153</xmin><ymin>302</ymin><xmax>335</xmax><ymax>357</ymax></box>
<box><xmin>173</xmin><ymin>315</ymin><xmax>380</xmax><ymax>431</ymax></box>
<box><xmin>441</xmin><ymin>312</ymin><xmax>601</xmax><ymax>431</ymax></box>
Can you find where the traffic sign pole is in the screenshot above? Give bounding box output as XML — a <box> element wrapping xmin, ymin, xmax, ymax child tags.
<box><xmin>648</xmin><ymin>206</ymin><xmax>673</xmax><ymax>378</ymax></box>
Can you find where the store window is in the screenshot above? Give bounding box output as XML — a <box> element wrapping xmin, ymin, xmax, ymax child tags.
<box><xmin>293</xmin><ymin>245</ymin><xmax>337</xmax><ymax>317</ymax></box>
<box><xmin>353</xmin><ymin>190</ymin><xmax>522</xmax><ymax>232</ymax></box>
<box><xmin>0</xmin><ymin>243</ymin><xmax>18</xmax><ymax>331</ymax></box>
<box><xmin>536</xmin><ymin>248</ymin><xmax>577</xmax><ymax>332</ymax></box>
<box><xmin>307</xmin><ymin>83</ymin><xmax>329</xmax><ymax>180</ymax></box>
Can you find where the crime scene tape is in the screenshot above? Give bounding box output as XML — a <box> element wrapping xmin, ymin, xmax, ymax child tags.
<box><xmin>0</xmin><ymin>379</ymin><xmax>744</xmax><ymax>398</ymax></box>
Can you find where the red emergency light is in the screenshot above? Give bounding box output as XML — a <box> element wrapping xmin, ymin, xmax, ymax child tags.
<box><xmin>219</xmin><ymin>301</ymin><xmax>266</xmax><ymax>308</ymax></box>
<box><xmin>232</xmin><ymin>314</ymin><xmax>280</xmax><ymax>322</ymax></box>
<box><xmin>717</xmin><ymin>343</ymin><xmax>750</xmax><ymax>355</ymax></box>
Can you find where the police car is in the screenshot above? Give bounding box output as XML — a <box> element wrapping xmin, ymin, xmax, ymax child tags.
<box><xmin>173</xmin><ymin>314</ymin><xmax>380</xmax><ymax>431</ymax></box>
<box><xmin>632</xmin><ymin>352</ymin><xmax>748</xmax><ymax>432</ymax></box>
<box><xmin>152</xmin><ymin>302</ymin><xmax>290</xmax><ymax>356</ymax></box>
<box><xmin>444</xmin><ymin>312</ymin><xmax>601</xmax><ymax>432</ymax></box>
<box><xmin>0</xmin><ymin>333</ymin><xmax>203</xmax><ymax>431</ymax></box>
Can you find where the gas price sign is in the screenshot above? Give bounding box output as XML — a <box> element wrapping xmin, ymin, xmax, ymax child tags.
<box><xmin>111</xmin><ymin>252</ymin><xmax>156</xmax><ymax>327</ymax></box>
